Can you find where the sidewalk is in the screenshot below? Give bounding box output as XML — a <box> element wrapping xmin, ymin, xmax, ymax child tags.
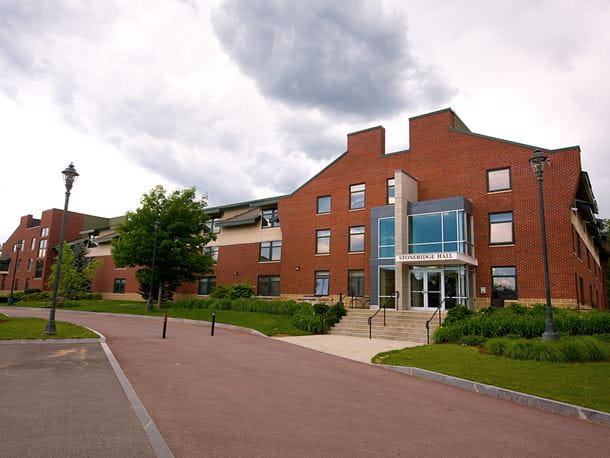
<box><xmin>1</xmin><ymin>342</ymin><xmax>154</xmax><ymax>457</ymax></box>
<box><xmin>274</xmin><ymin>334</ymin><xmax>419</xmax><ymax>363</ymax></box>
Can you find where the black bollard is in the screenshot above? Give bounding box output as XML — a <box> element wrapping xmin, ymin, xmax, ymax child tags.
<box><xmin>162</xmin><ymin>311</ymin><xmax>168</xmax><ymax>339</ymax></box>
<box><xmin>211</xmin><ymin>312</ymin><xmax>216</xmax><ymax>336</ymax></box>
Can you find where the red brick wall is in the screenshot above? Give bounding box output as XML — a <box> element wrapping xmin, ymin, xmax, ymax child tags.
<box><xmin>2</xmin><ymin>209</ymin><xmax>86</xmax><ymax>292</ymax></box>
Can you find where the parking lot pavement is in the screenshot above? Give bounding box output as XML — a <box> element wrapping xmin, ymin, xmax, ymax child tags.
<box><xmin>0</xmin><ymin>342</ymin><xmax>154</xmax><ymax>458</ymax></box>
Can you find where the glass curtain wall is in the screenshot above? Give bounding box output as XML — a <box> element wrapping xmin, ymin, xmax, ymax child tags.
<box><xmin>409</xmin><ymin>210</ymin><xmax>473</xmax><ymax>255</ymax></box>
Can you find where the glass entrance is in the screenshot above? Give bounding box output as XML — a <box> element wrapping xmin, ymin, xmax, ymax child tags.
<box><xmin>410</xmin><ymin>270</ymin><xmax>443</xmax><ymax>310</ymax></box>
<box><xmin>379</xmin><ymin>266</ymin><xmax>396</xmax><ymax>309</ymax></box>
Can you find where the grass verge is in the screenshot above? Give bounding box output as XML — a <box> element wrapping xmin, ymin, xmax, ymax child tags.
<box><xmin>0</xmin><ymin>315</ymin><xmax>98</xmax><ymax>340</ymax></box>
<box><xmin>6</xmin><ymin>300</ymin><xmax>310</xmax><ymax>337</ymax></box>
<box><xmin>372</xmin><ymin>344</ymin><xmax>610</xmax><ymax>413</ymax></box>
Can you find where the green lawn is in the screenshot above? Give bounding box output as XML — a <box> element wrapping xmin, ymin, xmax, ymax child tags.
<box><xmin>373</xmin><ymin>344</ymin><xmax>610</xmax><ymax>413</ymax></box>
<box><xmin>7</xmin><ymin>300</ymin><xmax>309</xmax><ymax>337</ymax></box>
<box><xmin>0</xmin><ymin>315</ymin><xmax>98</xmax><ymax>340</ymax></box>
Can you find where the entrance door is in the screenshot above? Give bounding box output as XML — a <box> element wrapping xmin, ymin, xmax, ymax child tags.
<box><xmin>410</xmin><ymin>270</ymin><xmax>444</xmax><ymax>310</ymax></box>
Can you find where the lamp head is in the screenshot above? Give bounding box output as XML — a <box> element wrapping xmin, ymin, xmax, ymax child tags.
<box><xmin>529</xmin><ymin>149</ymin><xmax>549</xmax><ymax>177</ymax></box>
<box><xmin>62</xmin><ymin>163</ymin><xmax>79</xmax><ymax>191</ymax></box>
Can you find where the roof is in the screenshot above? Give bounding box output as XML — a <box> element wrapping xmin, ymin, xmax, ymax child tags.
<box><xmin>219</xmin><ymin>208</ymin><xmax>261</xmax><ymax>227</ymax></box>
<box><xmin>205</xmin><ymin>194</ymin><xmax>287</xmax><ymax>214</ymax></box>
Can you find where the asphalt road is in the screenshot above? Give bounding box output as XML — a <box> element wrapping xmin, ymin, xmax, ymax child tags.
<box><xmin>0</xmin><ymin>342</ymin><xmax>154</xmax><ymax>458</ymax></box>
<box><xmin>2</xmin><ymin>307</ymin><xmax>609</xmax><ymax>457</ymax></box>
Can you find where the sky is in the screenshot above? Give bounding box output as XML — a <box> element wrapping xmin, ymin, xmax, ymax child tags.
<box><xmin>1</xmin><ymin>0</ymin><xmax>609</xmax><ymax>243</ymax></box>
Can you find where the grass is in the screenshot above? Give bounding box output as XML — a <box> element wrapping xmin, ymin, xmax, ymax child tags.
<box><xmin>372</xmin><ymin>344</ymin><xmax>610</xmax><ymax>413</ymax></box>
<box><xmin>7</xmin><ymin>300</ymin><xmax>309</xmax><ymax>336</ymax></box>
<box><xmin>0</xmin><ymin>315</ymin><xmax>98</xmax><ymax>340</ymax></box>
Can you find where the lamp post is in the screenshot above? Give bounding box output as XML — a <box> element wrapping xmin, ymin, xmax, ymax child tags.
<box><xmin>145</xmin><ymin>219</ymin><xmax>160</xmax><ymax>312</ymax></box>
<box><xmin>7</xmin><ymin>241</ymin><xmax>22</xmax><ymax>305</ymax></box>
<box><xmin>45</xmin><ymin>163</ymin><xmax>79</xmax><ymax>335</ymax></box>
<box><xmin>529</xmin><ymin>149</ymin><xmax>559</xmax><ymax>341</ymax></box>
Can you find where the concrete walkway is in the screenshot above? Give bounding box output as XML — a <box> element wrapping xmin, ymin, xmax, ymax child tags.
<box><xmin>2</xmin><ymin>307</ymin><xmax>610</xmax><ymax>457</ymax></box>
<box><xmin>275</xmin><ymin>334</ymin><xmax>418</xmax><ymax>363</ymax></box>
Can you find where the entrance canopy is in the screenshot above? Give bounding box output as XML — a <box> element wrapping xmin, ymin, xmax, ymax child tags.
<box><xmin>395</xmin><ymin>252</ymin><xmax>478</xmax><ymax>266</ymax></box>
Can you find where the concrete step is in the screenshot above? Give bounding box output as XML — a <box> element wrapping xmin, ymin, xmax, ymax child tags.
<box><xmin>328</xmin><ymin>330</ymin><xmax>429</xmax><ymax>343</ymax></box>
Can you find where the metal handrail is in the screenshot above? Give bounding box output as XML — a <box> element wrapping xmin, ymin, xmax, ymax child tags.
<box><xmin>426</xmin><ymin>297</ymin><xmax>451</xmax><ymax>345</ymax></box>
<box><xmin>368</xmin><ymin>291</ymin><xmax>399</xmax><ymax>339</ymax></box>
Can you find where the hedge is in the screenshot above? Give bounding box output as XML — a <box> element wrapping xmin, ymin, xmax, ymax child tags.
<box><xmin>434</xmin><ymin>304</ymin><xmax>610</xmax><ymax>343</ymax></box>
<box><xmin>171</xmin><ymin>297</ymin><xmax>346</xmax><ymax>334</ymax></box>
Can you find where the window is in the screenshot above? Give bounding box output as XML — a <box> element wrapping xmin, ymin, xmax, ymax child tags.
<box><xmin>491</xmin><ymin>267</ymin><xmax>517</xmax><ymax>306</ymax></box>
<box><xmin>349</xmin><ymin>226</ymin><xmax>365</xmax><ymax>252</ymax></box>
<box><xmin>489</xmin><ymin>212</ymin><xmax>514</xmax><ymax>244</ymax></box>
<box><xmin>409</xmin><ymin>211</ymin><xmax>473</xmax><ymax>254</ymax></box>
<box><xmin>198</xmin><ymin>277</ymin><xmax>216</xmax><ymax>295</ymax></box>
<box><xmin>30</xmin><ymin>238</ymin><xmax>36</xmax><ymax>250</ymax></box>
<box><xmin>207</xmin><ymin>218</ymin><xmax>221</xmax><ymax>234</ymax></box>
<box><xmin>350</xmin><ymin>183</ymin><xmax>365</xmax><ymax>209</ymax></box>
<box><xmin>16</xmin><ymin>259</ymin><xmax>21</xmax><ymax>271</ymax></box>
<box><xmin>379</xmin><ymin>218</ymin><xmax>395</xmax><ymax>258</ymax></box>
<box><xmin>27</xmin><ymin>259</ymin><xmax>32</xmax><ymax>271</ymax></box>
<box><xmin>41</xmin><ymin>227</ymin><xmax>49</xmax><ymax>237</ymax></box>
<box><xmin>487</xmin><ymin>168</ymin><xmax>511</xmax><ymax>192</ymax></box>
<box><xmin>260</xmin><ymin>241</ymin><xmax>281</xmax><ymax>261</ymax></box>
<box><xmin>317</xmin><ymin>195</ymin><xmax>331</xmax><ymax>214</ymax></box>
<box><xmin>316</xmin><ymin>229</ymin><xmax>330</xmax><ymax>254</ymax></box>
<box><xmin>578</xmin><ymin>276</ymin><xmax>584</xmax><ymax>305</ymax></box>
<box><xmin>38</xmin><ymin>239</ymin><xmax>47</xmax><ymax>258</ymax></box>
<box><xmin>348</xmin><ymin>270</ymin><xmax>364</xmax><ymax>297</ymax></box>
<box><xmin>314</xmin><ymin>271</ymin><xmax>330</xmax><ymax>296</ymax></box>
<box><xmin>113</xmin><ymin>278</ymin><xmax>126</xmax><ymax>294</ymax></box>
<box><xmin>387</xmin><ymin>178</ymin><xmax>395</xmax><ymax>204</ymax></box>
<box><xmin>262</xmin><ymin>208</ymin><xmax>280</xmax><ymax>228</ymax></box>
<box><xmin>34</xmin><ymin>260</ymin><xmax>43</xmax><ymax>278</ymax></box>
<box><xmin>204</xmin><ymin>246</ymin><xmax>219</xmax><ymax>263</ymax></box>
<box><xmin>24</xmin><ymin>278</ymin><xmax>29</xmax><ymax>290</ymax></box>
<box><xmin>13</xmin><ymin>240</ymin><xmax>24</xmax><ymax>252</ymax></box>
<box><xmin>14</xmin><ymin>279</ymin><xmax>19</xmax><ymax>290</ymax></box>
<box><xmin>258</xmin><ymin>275</ymin><xmax>280</xmax><ymax>296</ymax></box>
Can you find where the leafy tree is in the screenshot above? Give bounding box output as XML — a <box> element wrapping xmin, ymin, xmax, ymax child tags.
<box><xmin>47</xmin><ymin>242</ymin><xmax>101</xmax><ymax>299</ymax></box>
<box><xmin>111</xmin><ymin>185</ymin><xmax>215</xmax><ymax>304</ymax></box>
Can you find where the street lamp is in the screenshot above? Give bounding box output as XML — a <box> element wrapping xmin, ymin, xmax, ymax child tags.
<box><xmin>529</xmin><ymin>149</ymin><xmax>559</xmax><ymax>341</ymax></box>
<box><xmin>45</xmin><ymin>163</ymin><xmax>79</xmax><ymax>335</ymax></box>
<box><xmin>7</xmin><ymin>241</ymin><xmax>22</xmax><ymax>305</ymax></box>
<box><xmin>145</xmin><ymin>219</ymin><xmax>161</xmax><ymax>312</ymax></box>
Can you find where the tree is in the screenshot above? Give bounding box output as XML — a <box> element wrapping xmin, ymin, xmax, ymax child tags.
<box><xmin>111</xmin><ymin>185</ymin><xmax>215</xmax><ymax>304</ymax></box>
<box><xmin>47</xmin><ymin>242</ymin><xmax>101</xmax><ymax>299</ymax></box>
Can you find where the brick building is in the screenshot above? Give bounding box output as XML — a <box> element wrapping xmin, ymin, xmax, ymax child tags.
<box><xmin>2</xmin><ymin>109</ymin><xmax>608</xmax><ymax>310</ymax></box>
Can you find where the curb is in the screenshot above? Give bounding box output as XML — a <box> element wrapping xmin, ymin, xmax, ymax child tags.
<box><xmin>0</xmin><ymin>337</ymin><xmax>104</xmax><ymax>345</ymax></box>
<box><xmin>101</xmin><ymin>341</ymin><xmax>174</xmax><ymax>457</ymax></box>
<box><xmin>382</xmin><ymin>364</ymin><xmax>610</xmax><ymax>427</ymax></box>
<box><xmin>0</xmin><ymin>307</ymin><xmax>267</xmax><ymax>338</ymax></box>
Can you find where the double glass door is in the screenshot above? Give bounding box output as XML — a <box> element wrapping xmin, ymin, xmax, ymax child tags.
<box><xmin>410</xmin><ymin>270</ymin><xmax>442</xmax><ymax>310</ymax></box>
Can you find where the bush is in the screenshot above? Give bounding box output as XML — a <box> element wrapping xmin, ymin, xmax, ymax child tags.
<box><xmin>459</xmin><ymin>335</ymin><xmax>487</xmax><ymax>346</ymax></box>
<box><xmin>210</xmin><ymin>282</ymin><xmax>254</xmax><ymax>299</ymax></box>
<box><xmin>24</xmin><ymin>288</ymin><xmax>42</xmax><ymax>295</ymax></box>
<box><xmin>484</xmin><ymin>336</ymin><xmax>610</xmax><ymax>362</ymax></box>
<box><xmin>443</xmin><ymin>305</ymin><xmax>474</xmax><ymax>326</ymax></box>
<box><xmin>292</xmin><ymin>308</ymin><xmax>323</xmax><ymax>333</ymax></box>
<box><xmin>437</xmin><ymin>305</ymin><xmax>610</xmax><ymax>341</ymax></box>
<box><xmin>20</xmin><ymin>292</ymin><xmax>50</xmax><ymax>302</ymax></box>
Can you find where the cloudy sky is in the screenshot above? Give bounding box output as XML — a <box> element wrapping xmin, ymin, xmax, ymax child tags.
<box><xmin>1</xmin><ymin>0</ymin><xmax>609</xmax><ymax>242</ymax></box>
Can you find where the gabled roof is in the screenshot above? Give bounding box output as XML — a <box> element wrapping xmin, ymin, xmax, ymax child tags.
<box><xmin>219</xmin><ymin>208</ymin><xmax>261</xmax><ymax>227</ymax></box>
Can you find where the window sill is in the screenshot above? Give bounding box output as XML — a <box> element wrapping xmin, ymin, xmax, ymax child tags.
<box><xmin>315</xmin><ymin>253</ymin><xmax>330</xmax><ymax>256</ymax></box>
<box><xmin>349</xmin><ymin>208</ymin><xmax>365</xmax><ymax>212</ymax></box>
<box><xmin>316</xmin><ymin>212</ymin><xmax>331</xmax><ymax>216</ymax></box>
<box><xmin>489</xmin><ymin>244</ymin><xmax>515</xmax><ymax>247</ymax></box>
<box><xmin>348</xmin><ymin>251</ymin><xmax>365</xmax><ymax>254</ymax></box>
<box><xmin>486</xmin><ymin>189</ymin><xmax>512</xmax><ymax>194</ymax></box>
<box><xmin>259</xmin><ymin>260</ymin><xmax>281</xmax><ymax>263</ymax></box>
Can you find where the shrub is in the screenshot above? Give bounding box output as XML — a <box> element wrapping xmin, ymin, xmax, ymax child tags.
<box><xmin>433</xmin><ymin>325</ymin><xmax>464</xmax><ymax>343</ymax></box>
<box><xmin>210</xmin><ymin>283</ymin><xmax>254</xmax><ymax>299</ymax></box>
<box><xmin>20</xmin><ymin>292</ymin><xmax>50</xmax><ymax>302</ymax></box>
<box><xmin>292</xmin><ymin>308</ymin><xmax>323</xmax><ymax>333</ymax></box>
<box><xmin>484</xmin><ymin>336</ymin><xmax>609</xmax><ymax>362</ymax></box>
<box><xmin>24</xmin><ymin>288</ymin><xmax>42</xmax><ymax>295</ymax></box>
<box><xmin>459</xmin><ymin>335</ymin><xmax>487</xmax><ymax>346</ymax></box>
<box><xmin>313</xmin><ymin>303</ymin><xmax>329</xmax><ymax>316</ymax></box>
<box><xmin>443</xmin><ymin>305</ymin><xmax>474</xmax><ymax>326</ymax></box>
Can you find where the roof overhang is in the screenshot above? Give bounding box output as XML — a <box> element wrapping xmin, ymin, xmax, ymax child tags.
<box><xmin>395</xmin><ymin>252</ymin><xmax>478</xmax><ymax>266</ymax></box>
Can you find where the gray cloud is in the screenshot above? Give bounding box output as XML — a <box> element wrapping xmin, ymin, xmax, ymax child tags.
<box><xmin>211</xmin><ymin>0</ymin><xmax>454</xmax><ymax>118</ymax></box>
